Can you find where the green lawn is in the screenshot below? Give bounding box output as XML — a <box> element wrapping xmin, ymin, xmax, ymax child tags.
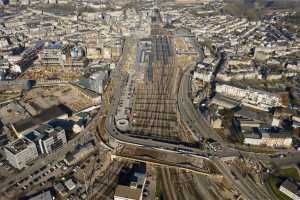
<box><xmin>266</xmin><ymin>167</ymin><xmax>300</xmax><ymax>200</ymax></box>
<box><xmin>267</xmin><ymin>176</ymin><xmax>292</xmax><ymax>200</ymax></box>
<box><xmin>155</xmin><ymin>169</ymin><xmax>162</xmax><ymax>198</ymax></box>
<box><xmin>278</xmin><ymin>167</ymin><xmax>300</xmax><ymax>181</ymax></box>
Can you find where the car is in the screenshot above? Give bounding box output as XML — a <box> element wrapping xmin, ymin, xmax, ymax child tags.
<box><xmin>279</xmin><ymin>154</ymin><xmax>286</xmax><ymax>158</ymax></box>
<box><xmin>143</xmin><ymin>191</ymin><xmax>149</xmax><ymax>196</ymax></box>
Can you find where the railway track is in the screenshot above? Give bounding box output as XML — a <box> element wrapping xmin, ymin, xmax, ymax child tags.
<box><xmin>131</xmin><ymin>33</ymin><xmax>179</xmax><ymax>140</ymax></box>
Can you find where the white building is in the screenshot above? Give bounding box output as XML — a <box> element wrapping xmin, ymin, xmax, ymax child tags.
<box><xmin>39</xmin><ymin>42</ymin><xmax>66</xmax><ymax>66</ymax></box>
<box><xmin>4</xmin><ymin>138</ymin><xmax>38</xmax><ymax>170</ymax></box>
<box><xmin>244</xmin><ymin>130</ymin><xmax>292</xmax><ymax>148</ymax></box>
<box><xmin>193</xmin><ymin>71</ymin><xmax>213</xmax><ymax>82</ymax></box>
<box><xmin>216</xmin><ymin>84</ymin><xmax>283</xmax><ymax>111</ymax></box>
<box><xmin>25</xmin><ymin>124</ymin><xmax>67</xmax><ymax>154</ymax></box>
<box><xmin>279</xmin><ymin>179</ymin><xmax>300</xmax><ymax>200</ymax></box>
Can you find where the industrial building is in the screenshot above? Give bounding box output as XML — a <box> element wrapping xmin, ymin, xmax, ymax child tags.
<box><xmin>4</xmin><ymin>138</ymin><xmax>38</xmax><ymax>170</ymax></box>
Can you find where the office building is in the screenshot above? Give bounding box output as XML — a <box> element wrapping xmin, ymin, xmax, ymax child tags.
<box><xmin>25</xmin><ymin>124</ymin><xmax>67</xmax><ymax>154</ymax></box>
<box><xmin>4</xmin><ymin>138</ymin><xmax>38</xmax><ymax>170</ymax></box>
<box><xmin>79</xmin><ymin>70</ymin><xmax>109</xmax><ymax>94</ymax></box>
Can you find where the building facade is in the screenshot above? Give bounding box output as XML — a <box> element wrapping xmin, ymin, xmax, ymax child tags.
<box><xmin>26</xmin><ymin>124</ymin><xmax>67</xmax><ymax>154</ymax></box>
<box><xmin>4</xmin><ymin>138</ymin><xmax>38</xmax><ymax>169</ymax></box>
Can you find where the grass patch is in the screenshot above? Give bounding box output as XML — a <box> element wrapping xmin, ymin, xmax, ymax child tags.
<box><xmin>232</xmin><ymin>144</ymin><xmax>277</xmax><ymax>154</ymax></box>
<box><xmin>155</xmin><ymin>169</ymin><xmax>162</xmax><ymax>198</ymax></box>
<box><xmin>267</xmin><ymin>176</ymin><xmax>292</xmax><ymax>200</ymax></box>
<box><xmin>266</xmin><ymin>167</ymin><xmax>300</xmax><ymax>200</ymax></box>
<box><xmin>278</xmin><ymin>167</ymin><xmax>300</xmax><ymax>181</ymax></box>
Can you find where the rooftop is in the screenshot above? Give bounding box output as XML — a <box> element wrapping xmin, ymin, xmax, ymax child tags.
<box><xmin>25</xmin><ymin>124</ymin><xmax>64</xmax><ymax>142</ymax></box>
<box><xmin>12</xmin><ymin>104</ymin><xmax>71</xmax><ymax>134</ymax></box>
<box><xmin>280</xmin><ymin>179</ymin><xmax>300</xmax><ymax>196</ymax></box>
<box><xmin>114</xmin><ymin>185</ymin><xmax>142</xmax><ymax>200</ymax></box>
<box><xmin>28</xmin><ymin>190</ymin><xmax>53</xmax><ymax>200</ymax></box>
<box><xmin>5</xmin><ymin>138</ymin><xmax>33</xmax><ymax>155</ymax></box>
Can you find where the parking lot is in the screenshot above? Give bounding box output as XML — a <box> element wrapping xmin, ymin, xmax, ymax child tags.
<box><xmin>5</xmin><ymin>160</ymin><xmax>69</xmax><ymax>198</ymax></box>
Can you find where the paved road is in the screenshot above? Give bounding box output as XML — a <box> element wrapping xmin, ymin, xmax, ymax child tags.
<box><xmin>178</xmin><ymin>66</ymin><xmax>223</xmax><ymax>142</ymax></box>
<box><xmin>0</xmin><ymin>134</ymin><xmax>82</xmax><ymax>193</ymax></box>
<box><xmin>0</xmin><ymin>111</ymin><xmax>104</xmax><ymax>193</ymax></box>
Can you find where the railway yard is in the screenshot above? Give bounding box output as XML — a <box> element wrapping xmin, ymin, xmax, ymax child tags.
<box><xmin>115</xmin><ymin>9</ymin><xmax>199</xmax><ymax>144</ymax></box>
<box><xmin>3</xmin><ymin>1</ymin><xmax>300</xmax><ymax>199</ymax></box>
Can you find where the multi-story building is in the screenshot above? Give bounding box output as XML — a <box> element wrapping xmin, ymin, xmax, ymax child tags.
<box><xmin>243</xmin><ymin>128</ymin><xmax>292</xmax><ymax>148</ymax></box>
<box><xmin>25</xmin><ymin>124</ymin><xmax>67</xmax><ymax>154</ymax></box>
<box><xmin>79</xmin><ymin>70</ymin><xmax>109</xmax><ymax>95</ymax></box>
<box><xmin>4</xmin><ymin>138</ymin><xmax>38</xmax><ymax>170</ymax></box>
<box><xmin>216</xmin><ymin>84</ymin><xmax>283</xmax><ymax>111</ymax></box>
<box><xmin>39</xmin><ymin>42</ymin><xmax>66</xmax><ymax>66</ymax></box>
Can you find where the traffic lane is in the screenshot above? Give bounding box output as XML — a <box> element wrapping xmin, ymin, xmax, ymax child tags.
<box><xmin>179</xmin><ymin>70</ymin><xmax>222</xmax><ymax>141</ymax></box>
<box><xmin>271</xmin><ymin>152</ymin><xmax>300</xmax><ymax>167</ymax></box>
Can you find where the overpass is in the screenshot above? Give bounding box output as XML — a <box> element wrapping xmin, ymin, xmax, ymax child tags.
<box><xmin>112</xmin><ymin>153</ymin><xmax>223</xmax><ymax>178</ymax></box>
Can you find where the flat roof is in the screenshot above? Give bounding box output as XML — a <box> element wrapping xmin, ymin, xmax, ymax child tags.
<box><xmin>64</xmin><ymin>179</ymin><xmax>76</xmax><ymax>191</ymax></box>
<box><xmin>29</xmin><ymin>190</ymin><xmax>53</xmax><ymax>200</ymax></box>
<box><xmin>12</xmin><ymin>104</ymin><xmax>71</xmax><ymax>133</ymax></box>
<box><xmin>114</xmin><ymin>185</ymin><xmax>141</xmax><ymax>200</ymax></box>
<box><xmin>5</xmin><ymin>138</ymin><xmax>33</xmax><ymax>155</ymax></box>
